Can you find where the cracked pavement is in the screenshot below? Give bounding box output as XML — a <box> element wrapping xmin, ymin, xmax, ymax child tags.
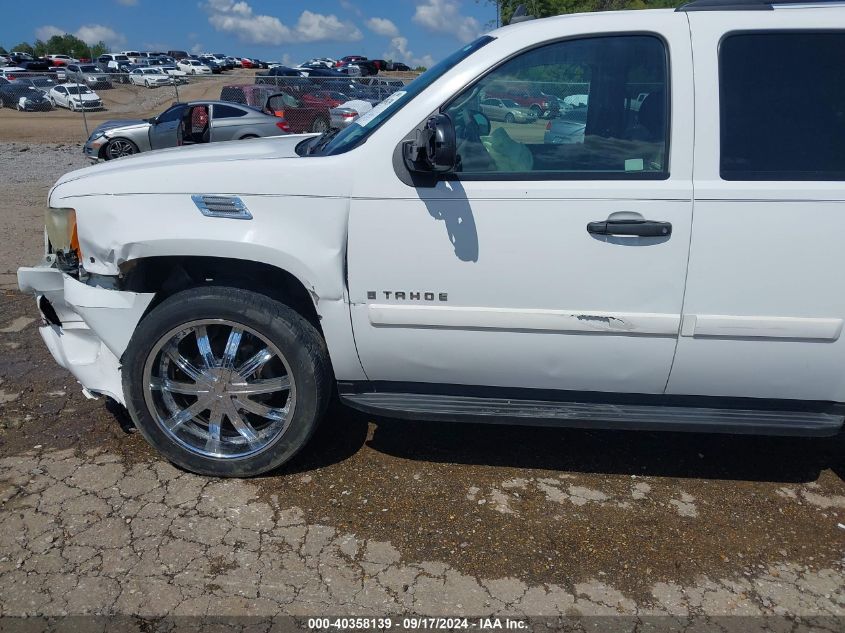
<box><xmin>0</xmin><ymin>143</ymin><xmax>844</xmax><ymax>627</ymax></box>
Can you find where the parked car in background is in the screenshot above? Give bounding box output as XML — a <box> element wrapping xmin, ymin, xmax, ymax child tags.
<box><xmin>389</xmin><ymin>62</ymin><xmax>411</xmax><ymax>71</ymax></box>
<box><xmin>0</xmin><ymin>81</ymin><xmax>52</xmax><ymax>111</ymax></box>
<box><xmin>302</xmin><ymin>57</ymin><xmax>336</xmax><ymax>69</ymax></box>
<box><xmin>121</xmin><ymin>51</ymin><xmax>143</xmax><ymax>64</ymax></box>
<box><xmin>98</xmin><ymin>54</ymin><xmax>131</xmax><ymax>72</ymax></box>
<box><xmin>66</xmin><ymin>64</ymin><xmax>113</xmax><ymax>89</ymax></box>
<box><xmin>0</xmin><ymin>55</ymin><xmax>9</xmax><ymax>66</ymax></box>
<box><xmin>487</xmin><ymin>86</ymin><xmax>559</xmax><ymax>118</ymax></box>
<box><xmin>9</xmin><ymin>53</ymin><xmax>50</xmax><ymax>72</ymax></box>
<box><xmin>543</xmin><ymin>108</ymin><xmax>588</xmax><ymax>144</ymax></box>
<box><xmin>301</xmin><ymin>90</ymin><xmax>348</xmax><ymax>110</ymax></box>
<box><xmin>47</xmin><ymin>54</ymin><xmax>78</xmax><ymax>66</ymax></box>
<box><xmin>0</xmin><ymin>67</ymin><xmax>27</xmax><ymax>81</ymax></box>
<box><xmin>47</xmin><ymin>83</ymin><xmax>103</xmax><ymax>111</ymax></box>
<box><xmin>177</xmin><ymin>59</ymin><xmax>212</xmax><ymax>75</ymax></box>
<box><xmin>159</xmin><ymin>65</ymin><xmax>188</xmax><ymax>83</ymax></box>
<box><xmin>201</xmin><ymin>58</ymin><xmax>223</xmax><ymax>74</ymax></box>
<box><xmin>480</xmin><ymin>97</ymin><xmax>538</xmax><ymax>123</ymax></box>
<box><xmin>220</xmin><ymin>84</ymin><xmax>330</xmax><ymax>133</ymax></box>
<box><xmin>129</xmin><ymin>68</ymin><xmax>172</xmax><ymax>88</ymax></box>
<box><xmin>16</xmin><ymin>76</ymin><xmax>58</xmax><ymax>95</ymax></box>
<box><xmin>83</xmin><ymin>100</ymin><xmax>287</xmax><ymax>160</ymax></box>
<box><xmin>167</xmin><ymin>50</ymin><xmax>189</xmax><ymax>61</ymax></box>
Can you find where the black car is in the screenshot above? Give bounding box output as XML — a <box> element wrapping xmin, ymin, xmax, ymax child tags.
<box><xmin>9</xmin><ymin>54</ymin><xmax>50</xmax><ymax>72</ymax></box>
<box><xmin>390</xmin><ymin>62</ymin><xmax>411</xmax><ymax>72</ymax></box>
<box><xmin>0</xmin><ymin>81</ymin><xmax>52</xmax><ymax>111</ymax></box>
<box><xmin>199</xmin><ymin>57</ymin><xmax>223</xmax><ymax>74</ymax></box>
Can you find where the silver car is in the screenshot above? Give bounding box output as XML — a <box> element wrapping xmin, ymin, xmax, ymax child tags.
<box><xmin>65</xmin><ymin>63</ymin><xmax>113</xmax><ymax>89</ymax></box>
<box><xmin>83</xmin><ymin>100</ymin><xmax>288</xmax><ymax>161</ymax></box>
<box><xmin>480</xmin><ymin>97</ymin><xmax>538</xmax><ymax>123</ymax></box>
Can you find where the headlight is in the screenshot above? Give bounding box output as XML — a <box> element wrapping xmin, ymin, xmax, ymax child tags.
<box><xmin>45</xmin><ymin>207</ymin><xmax>79</xmax><ymax>256</ymax></box>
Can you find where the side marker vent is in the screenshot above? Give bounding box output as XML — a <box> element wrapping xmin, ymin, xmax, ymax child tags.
<box><xmin>192</xmin><ymin>195</ymin><xmax>253</xmax><ymax>220</ymax></box>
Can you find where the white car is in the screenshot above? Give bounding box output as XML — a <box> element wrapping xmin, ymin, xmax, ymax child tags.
<box><xmin>46</xmin><ymin>54</ymin><xmax>78</xmax><ymax>66</ymax></box>
<box><xmin>159</xmin><ymin>65</ymin><xmax>188</xmax><ymax>83</ymax></box>
<box><xmin>177</xmin><ymin>59</ymin><xmax>212</xmax><ymax>75</ymax></box>
<box><xmin>47</xmin><ymin>83</ymin><xmax>102</xmax><ymax>111</ymax></box>
<box><xmin>128</xmin><ymin>68</ymin><xmax>172</xmax><ymax>88</ymax></box>
<box><xmin>17</xmin><ymin>0</ymin><xmax>845</xmax><ymax>478</ymax></box>
<box><xmin>0</xmin><ymin>67</ymin><xmax>27</xmax><ymax>80</ymax></box>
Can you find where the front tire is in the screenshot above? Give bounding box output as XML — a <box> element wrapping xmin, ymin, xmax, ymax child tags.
<box><xmin>310</xmin><ymin>117</ymin><xmax>329</xmax><ymax>133</ymax></box>
<box><xmin>504</xmin><ymin>112</ymin><xmax>515</xmax><ymax>123</ymax></box>
<box><xmin>104</xmin><ymin>138</ymin><xmax>138</xmax><ymax>160</ymax></box>
<box><xmin>122</xmin><ymin>287</ymin><xmax>331</xmax><ymax>477</ymax></box>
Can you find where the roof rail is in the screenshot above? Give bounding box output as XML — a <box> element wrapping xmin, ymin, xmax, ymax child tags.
<box><xmin>677</xmin><ymin>0</ymin><xmax>839</xmax><ymax>10</ymax></box>
<box><xmin>507</xmin><ymin>4</ymin><xmax>536</xmax><ymax>24</ymax></box>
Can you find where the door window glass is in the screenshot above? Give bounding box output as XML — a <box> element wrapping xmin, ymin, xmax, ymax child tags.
<box><xmin>720</xmin><ymin>32</ymin><xmax>845</xmax><ymax>181</ymax></box>
<box><xmin>444</xmin><ymin>35</ymin><xmax>668</xmax><ymax>179</ymax></box>
<box><xmin>214</xmin><ymin>104</ymin><xmax>248</xmax><ymax>119</ymax></box>
<box><xmin>156</xmin><ymin>104</ymin><xmax>185</xmax><ymax>124</ymax></box>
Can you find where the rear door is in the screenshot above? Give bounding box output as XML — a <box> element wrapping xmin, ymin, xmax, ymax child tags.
<box><xmin>210</xmin><ymin>104</ymin><xmax>249</xmax><ymax>141</ymax></box>
<box><xmin>666</xmin><ymin>12</ymin><xmax>845</xmax><ymax>401</ymax></box>
<box><xmin>347</xmin><ymin>15</ymin><xmax>696</xmax><ymax>395</ymax></box>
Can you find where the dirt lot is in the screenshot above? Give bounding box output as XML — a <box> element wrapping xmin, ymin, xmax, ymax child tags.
<box><xmin>0</xmin><ymin>142</ymin><xmax>843</xmax><ymax>628</ymax></box>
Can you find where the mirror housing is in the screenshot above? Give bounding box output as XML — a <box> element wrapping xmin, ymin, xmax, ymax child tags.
<box><xmin>403</xmin><ymin>113</ymin><xmax>457</xmax><ymax>174</ymax></box>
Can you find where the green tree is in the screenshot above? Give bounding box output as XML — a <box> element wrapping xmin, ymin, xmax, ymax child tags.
<box><xmin>492</xmin><ymin>0</ymin><xmax>680</xmax><ymax>24</ymax></box>
<box><xmin>12</xmin><ymin>41</ymin><xmax>34</xmax><ymax>55</ymax></box>
<box><xmin>0</xmin><ymin>46</ymin><xmax>7</xmax><ymax>55</ymax></box>
<box><xmin>33</xmin><ymin>39</ymin><xmax>48</xmax><ymax>57</ymax></box>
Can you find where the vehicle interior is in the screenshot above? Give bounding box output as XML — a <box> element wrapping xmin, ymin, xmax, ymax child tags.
<box><xmin>179</xmin><ymin>104</ymin><xmax>210</xmax><ymax>145</ymax></box>
<box><xmin>446</xmin><ymin>35</ymin><xmax>668</xmax><ymax>176</ymax></box>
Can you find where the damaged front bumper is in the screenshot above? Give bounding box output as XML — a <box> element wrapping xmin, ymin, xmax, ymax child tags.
<box><xmin>17</xmin><ymin>258</ymin><xmax>155</xmax><ymax>405</ymax></box>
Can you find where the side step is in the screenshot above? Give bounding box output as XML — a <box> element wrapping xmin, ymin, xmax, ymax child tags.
<box><xmin>339</xmin><ymin>392</ymin><xmax>844</xmax><ymax>437</ymax></box>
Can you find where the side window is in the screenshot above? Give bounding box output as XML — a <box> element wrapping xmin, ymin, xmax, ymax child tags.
<box><xmin>720</xmin><ymin>32</ymin><xmax>845</xmax><ymax>181</ymax></box>
<box><xmin>214</xmin><ymin>104</ymin><xmax>248</xmax><ymax>119</ymax></box>
<box><xmin>444</xmin><ymin>35</ymin><xmax>668</xmax><ymax>179</ymax></box>
<box><xmin>156</xmin><ymin>105</ymin><xmax>185</xmax><ymax>124</ymax></box>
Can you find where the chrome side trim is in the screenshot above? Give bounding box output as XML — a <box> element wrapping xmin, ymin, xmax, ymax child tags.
<box><xmin>368</xmin><ymin>304</ymin><xmax>680</xmax><ymax>336</ymax></box>
<box><xmin>191</xmin><ymin>194</ymin><xmax>253</xmax><ymax>220</ymax></box>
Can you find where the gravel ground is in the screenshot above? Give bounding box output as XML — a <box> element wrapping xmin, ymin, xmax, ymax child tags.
<box><xmin>0</xmin><ymin>143</ymin><xmax>844</xmax><ymax>628</ymax></box>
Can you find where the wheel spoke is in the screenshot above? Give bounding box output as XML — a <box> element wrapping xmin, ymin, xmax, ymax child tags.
<box><xmin>163</xmin><ymin>395</ymin><xmax>214</xmax><ymax>432</ymax></box>
<box><xmin>164</xmin><ymin>345</ymin><xmax>206</xmax><ymax>382</ymax></box>
<box><xmin>205</xmin><ymin>405</ymin><xmax>223</xmax><ymax>454</ymax></box>
<box><xmin>234</xmin><ymin>397</ymin><xmax>286</xmax><ymax>421</ymax></box>
<box><xmin>223</xmin><ymin>400</ymin><xmax>260</xmax><ymax>445</ymax></box>
<box><xmin>150</xmin><ymin>377</ymin><xmax>211</xmax><ymax>395</ymax></box>
<box><xmin>195</xmin><ymin>325</ymin><xmax>216</xmax><ymax>369</ymax></box>
<box><xmin>236</xmin><ymin>347</ymin><xmax>273</xmax><ymax>377</ymax></box>
<box><xmin>221</xmin><ymin>327</ymin><xmax>243</xmax><ymax>369</ymax></box>
<box><xmin>228</xmin><ymin>376</ymin><xmax>290</xmax><ymax>395</ymax></box>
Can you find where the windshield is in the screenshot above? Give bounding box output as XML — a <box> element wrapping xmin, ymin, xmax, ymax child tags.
<box><xmin>80</xmin><ymin>65</ymin><xmax>98</xmax><ymax>72</ymax></box>
<box><xmin>316</xmin><ymin>35</ymin><xmax>494</xmax><ymax>156</ymax></box>
<box><xmin>67</xmin><ymin>86</ymin><xmax>92</xmax><ymax>94</ymax></box>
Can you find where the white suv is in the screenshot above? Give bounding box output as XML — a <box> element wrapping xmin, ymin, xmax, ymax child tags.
<box><xmin>17</xmin><ymin>0</ymin><xmax>845</xmax><ymax>476</ymax></box>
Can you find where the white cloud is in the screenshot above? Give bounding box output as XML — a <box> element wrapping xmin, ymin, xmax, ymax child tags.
<box><xmin>191</xmin><ymin>43</ymin><xmax>204</xmax><ymax>55</ymax></box>
<box><xmin>203</xmin><ymin>0</ymin><xmax>362</xmax><ymax>45</ymax></box>
<box><xmin>339</xmin><ymin>0</ymin><xmax>361</xmax><ymax>16</ymax></box>
<box><xmin>365</xmin><ymin>17</ymin><xmax>399</xmax><ymax>38</ymax></box>
<box><xmin>35</xmin><ymin>23</ymin><xmax>127</xmax><ymax>48</ymax></box>
<box><xmin>115</xmin><ymin>0</ymin><xmax>138</xmax><ymax>6</ymax></box>
<box><xmin>413</xmin><ymin>0</ymin><xmax>481</xmax><ymax>42</ymax></box>
<box><xmin>35</xmin><ymin>25</ymin><xmax>65</xmax><ymax>41</ymax></box>
<box><xmin>384</xmin><ymin>36</ymin><xmax>434</xmax><ymax>69</ymax></box>
<box><xmin>76</xmin><ymin>24</ymin><xmax>127</xmax><ymax>47</ymax></box>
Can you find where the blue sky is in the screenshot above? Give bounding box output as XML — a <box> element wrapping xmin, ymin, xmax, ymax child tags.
<box><xmin>0</xmin><ymin>0</ymin><xmax>496</xmax><ymax>67</ymax></box>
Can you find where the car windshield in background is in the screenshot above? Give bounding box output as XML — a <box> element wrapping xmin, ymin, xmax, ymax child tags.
<box><xmin>67</xmin><ymin>86</ymin><xmax>92</xmax><ymax>94</ymax></box>
<box><xmin>80</xmin><ymin>65</ymin><xmax>98</xmax><ymax>72</ymax></box>
<box><xmin>501</xmin><ymin>99</ymin><xmax>521</xmax><ymax>108</ymax></box>
<box><xmin>316</xmin><ymin>35</ymin><xmax>495</xmax><ymax>156</ymax></box>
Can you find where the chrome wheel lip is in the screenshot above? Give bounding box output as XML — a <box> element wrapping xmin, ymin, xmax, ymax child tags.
<box><xmin>141</xmin><ymin>318</ymin><xmax>297</xmax><ymax>460</ymax></box>
<box><xmin>107</xmin><ymin>139</ymin><xmax>135</xmax><ymax>158</ymax></box>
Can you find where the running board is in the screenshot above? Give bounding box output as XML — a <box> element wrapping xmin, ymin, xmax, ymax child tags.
<box><xmin>339</xmin><ymin>392</ymin><xmax>844</xmax><ymax>437</ymax></box>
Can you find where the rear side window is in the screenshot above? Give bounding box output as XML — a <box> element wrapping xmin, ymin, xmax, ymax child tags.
<box><xmin>215</xmin><ymin>105</ymin><xmax>247</xmax><ymax>119</ymax></box>
<box><xmin>720</xmin><ymin>32</ymin><xmax>845</xmax><ymax>181</ymax></box>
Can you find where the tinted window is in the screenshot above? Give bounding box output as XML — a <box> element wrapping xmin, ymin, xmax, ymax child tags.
<box><xmin>445</xmin><ymin>35</ymin><xmax>668</xmax><ymax>179</ymax></box>
<box><xmin>214</xmin><ymin>104</ymin><xmax>247</xmax><ymax>119</ymax></box>
<box><xmin>720</xmin><ymin>32</ymin><xmax>845</xmax><ymax>180</ymax></box>
<box><xmin>157</xmin><ymin>104</ymin><xmax>185</xmax><ymax>123</ymax></box>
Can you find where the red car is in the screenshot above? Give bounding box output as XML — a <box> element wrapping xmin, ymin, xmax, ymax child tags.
<box><xmin>240</xmin><ymin>58</ymin><xmax>255</xmax><ymax>69</ymax></box>
<box><xmin>486</xmin><ymin>86</ymin><xmax>559</xmax><ymax>117</ymax></box>
<box><xmin>301</xmin><ymin>90</ymin><xmax>347</xmax><ymax>109</ymax></box>
<box><xmin>219</xmin><ymin>84</ymin><xmax>331</xmax><ymax>133</ymax></box>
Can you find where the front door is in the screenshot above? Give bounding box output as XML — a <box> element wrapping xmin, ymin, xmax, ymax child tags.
<box><xmin>149</xmin><ymin>103</ymin><xmax>185</xmax><ymax>149</ymax></box>
<box><xmin>347</xmin><ymin>23</ymin><xmax>695</xmax><ymax>395</ymax></box>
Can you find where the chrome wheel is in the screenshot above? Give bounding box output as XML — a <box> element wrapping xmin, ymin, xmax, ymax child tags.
<box><xmin>311</xmin><ymin>117</ymin><xmax>329</xmax><ymax>133</ymax></box>
<box><xmin>106</xmin><ymin>139</ymin><xmax>136</xmax><ymax>159</ymax></box>
<box><xmin>142</xmin><ymin>319</ymin><xmax>296</xmax><ymax>459</ymax></box>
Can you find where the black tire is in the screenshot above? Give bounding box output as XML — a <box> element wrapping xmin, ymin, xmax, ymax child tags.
<box><xmin>310</xmin><ymin>117</ymin><xmax>329</xmax><ymax>133</ymax></box>
<box><xmin>504</xmin><ymin>112</ymin><xmax>515</xmax><ymax>123</ymax></box>
<box><xmin>122</xmin><ymin>286</ymin><xmax>332</xmax><ymax>477</ymax></box>
<box><xmin>103</xmin><ymin>137</ymin><xmax>139</xmax><ymax>160</ymax></box>
<box><xmin>239</xmin><ymin>134</ymin><xmax>258</xmax><ymax>140</ymax></box>
<box><xmin>530</xmin><ymin>104</ymin><xmax>542</xmax><ymax>116</ymax></box>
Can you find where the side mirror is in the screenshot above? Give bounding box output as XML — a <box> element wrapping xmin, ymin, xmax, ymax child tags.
<box><xmin>403</xmin><ymin>113</ymin><xmax>456</xmax><ymax>174</ymax></box>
